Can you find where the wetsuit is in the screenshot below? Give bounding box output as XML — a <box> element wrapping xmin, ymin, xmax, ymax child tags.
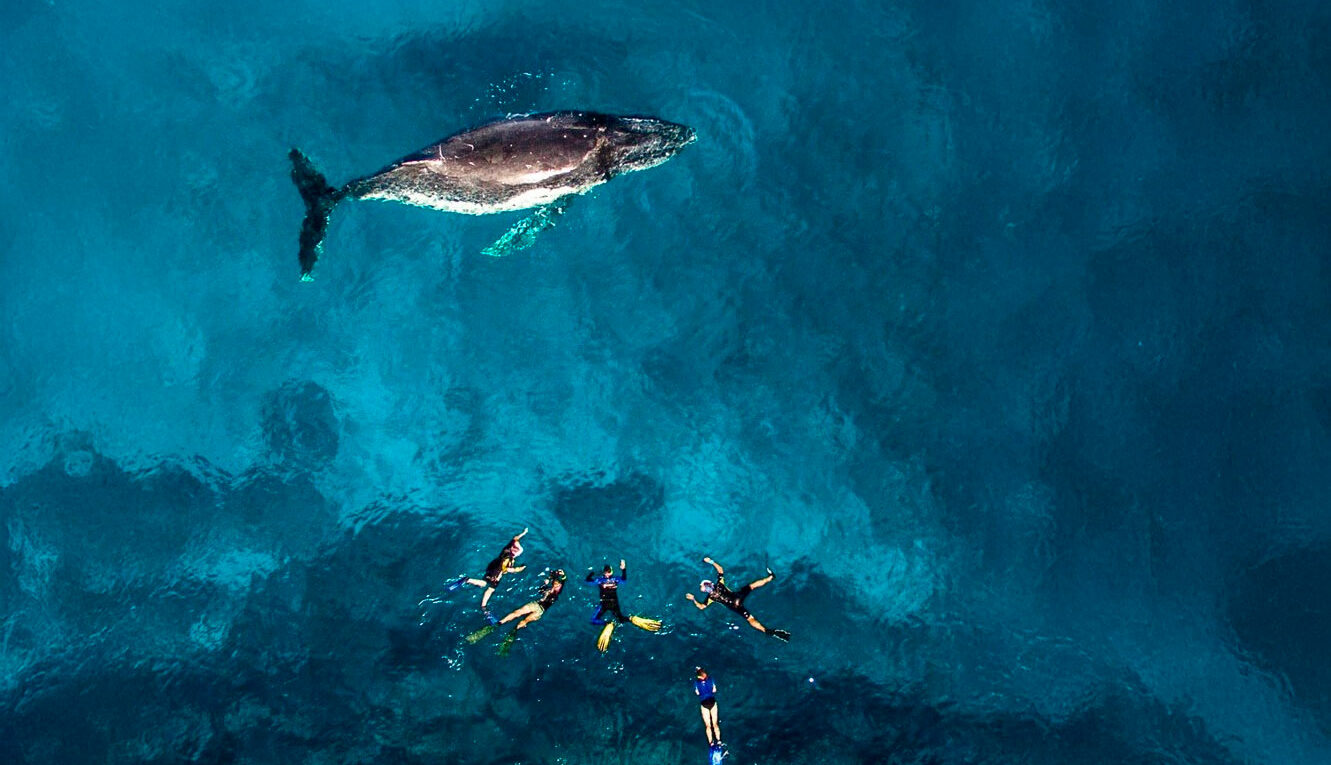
<box><xmin>702</xmin><ymin>574</ymin><xmax>753</xmax><ymax>619</ymax></box>
<box><xmin>531</xmin><ymin>579</ymin><xmax>563</xmax><ymax>616</ymax></box>
<box><xmin>695</xmin><ymin>676</ymin><xmax>718</xmax><ymax>710</ymax></box>
<box><xmin>586</xmin><ymin>564</ymin><xmax>629</xmax><ymax>624</ymax></box>
<box><xmin>483</xmin><ymin>541</ymin><xmax>520</xmax><ymax>586</ymax></box>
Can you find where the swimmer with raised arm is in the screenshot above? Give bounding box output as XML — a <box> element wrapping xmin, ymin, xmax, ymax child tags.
<box><xmin>450</xmin><ymin>528</ymin><xmax>528</xmax><ymax>620</ymax></box>
<box><xmin>686</xmin><ymin>556</ymin><xmax>790</xmax><ymax>641</ymax></box>
<box><xmin>586</xmin><ymin>559</ymin><xmax>662</xmax><ymax>651</ymax></box>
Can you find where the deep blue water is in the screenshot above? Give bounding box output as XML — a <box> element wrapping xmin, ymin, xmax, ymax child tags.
<box><xmin>3</xmin><ymin>0</ymin><xmax>1331</xmax><ymax>762</ymax></box>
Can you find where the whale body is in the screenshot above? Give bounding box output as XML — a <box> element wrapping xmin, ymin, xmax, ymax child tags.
<box><xmin>290</xmin><ymin>110</ymin><xmax>696</xmax><ymax>279</ymax></box>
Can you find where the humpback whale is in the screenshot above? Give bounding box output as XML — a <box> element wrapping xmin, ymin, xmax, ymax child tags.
<box><xmin>289</xmin><ymin>110</ymin><xmax>696</xmax><ymax>279</ymax></box>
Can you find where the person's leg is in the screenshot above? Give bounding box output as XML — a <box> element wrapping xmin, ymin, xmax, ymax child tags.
<box><xmin>745</xmin><ymin>571</ymin><xmax>775</xmax><ymax>591</ymax></box>
<box><xmin>499</xmin><ymin>603</ymin><xmax>536</xmax><ymax>625</ymax></box>
<box><xmin>699</xmin><ymin>707</ymin><xmax>715</xmax><ymax>745</ymax></box>
<box><xmin>464</xmin><ymin>578</ymin><xmax>487</xmax><ymax>588</ymax></box>
<box><xmin>480</xmin><ymin>586</ymin><xmax>497</xmax><ymax>609</ymax></box>
<box><xmin>516</xmin><ymin>609</ymin><xmax>543</xmax><ymax>630</ymax></box>
<box><xmin>590</xmin><ymin>606</ymin><xmax>609</xmax><ymax>625</ymax></box>
<box><xmin>745</xmin><ymin>613</ymin><xmax>790</xmax><ymax>640</ymax></box>
<box><xmin>708</xmin><ymin>705</ymin><xmax>721</xmax><ymax>743</ymax></box>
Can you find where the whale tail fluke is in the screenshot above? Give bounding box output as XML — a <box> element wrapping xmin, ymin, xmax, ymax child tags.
<box><xmin>289</xmin><ymin>148</ymin><xmax>342</xmax><ymax>281</ymax></box>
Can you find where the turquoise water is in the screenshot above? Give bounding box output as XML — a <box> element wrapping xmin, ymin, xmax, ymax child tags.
<box><xmin>3</xmin><ymin>0</ymin><xmax>1331</xmax><ymax>762</ymax></box>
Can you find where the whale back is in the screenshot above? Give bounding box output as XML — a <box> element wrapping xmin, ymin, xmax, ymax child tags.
<box><xmin>344</xmin><ymin>111</ymin><xmax>689</xmax><ymax>215</ymax></box>
<box><xmin>385</xmin><ymin>112</ymin><xmax>612</xmax><ymax>185</ymax></box>
<box><xmin>289</xmin><ymin>110</ymin><xmax>693</xmax><ymax>275</ymax></box>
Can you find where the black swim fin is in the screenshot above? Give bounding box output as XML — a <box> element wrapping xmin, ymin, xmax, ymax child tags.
<box><xmin>767</xmin><ymin>628</ymin><xmax>791</xmax><ymax>642</ymax></box>
<box><xmin>289</xmin><ymin>148</ymin><xmax>344</xmax><ymax>281</ymax></box>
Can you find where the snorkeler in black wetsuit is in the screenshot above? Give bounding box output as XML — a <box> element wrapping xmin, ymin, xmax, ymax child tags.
<box><xmin>585</xmin><ymin>559</ymin><xmax>662</xmax><ymax>651</ymax></box>
<box><xmin>686</xmin><ymin>556</ymin><xmax>790</xmax><ymax>642</ymax></box>
<box><xmin>449</xmin><ymin>528</ymin><xmax>528</xmax><ymax>620</ymax></box>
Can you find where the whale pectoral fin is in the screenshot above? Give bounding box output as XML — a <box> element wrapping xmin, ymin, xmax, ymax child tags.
<box><xmin>481</xmin><ymin>196</ymin><xmax>574</xmax><ymax>257</ymax></box>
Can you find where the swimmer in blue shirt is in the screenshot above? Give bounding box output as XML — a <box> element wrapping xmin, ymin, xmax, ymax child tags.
<box><xmin>694</xmin><ymin>666</ymin><xmax>722</xmax><ymax>747</ymax></box>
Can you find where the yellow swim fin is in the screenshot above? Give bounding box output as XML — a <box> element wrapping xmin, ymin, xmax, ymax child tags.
<box><xmin>629</xmin><ymin>615</ymin><xmax>662</xmax><ymax>632</ymax></box>
<box><xmin>596</xmin><ymin>622</ymin><xmax>616</xmax><ymax>652</ymax></box>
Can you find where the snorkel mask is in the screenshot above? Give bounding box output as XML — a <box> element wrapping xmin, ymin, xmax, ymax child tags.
<box><xmin>700</xmin><ymin>580</ymin><xmax>714</xmax><ymax>594</ymax></box>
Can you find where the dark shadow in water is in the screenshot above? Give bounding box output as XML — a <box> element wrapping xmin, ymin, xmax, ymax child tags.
<box><xmin>262</xmin><ymin>380</ymin><xmax>341</xmax><ymax>470</ymax></box>
<box><xmin>551</xmin><ymin>471</ymin><xmax>666</xmax><ymax>552</ymax></box>
<box><xmin>1229</xmin><ymin>544</ymin><xmax>1331</xmax><ymax>735</ymax></box>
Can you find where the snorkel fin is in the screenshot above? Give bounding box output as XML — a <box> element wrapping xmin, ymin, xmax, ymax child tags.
<box><xmin>597</xmin><ymin>622</ymin><xmax>616</xmax><ymax>652</ymax></box>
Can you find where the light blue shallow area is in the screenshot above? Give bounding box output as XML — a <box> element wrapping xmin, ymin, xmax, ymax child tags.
<box><xmin>2</xmin><ymin>0</ymin><xmax>1330</xmax><ymax>762</ymax></box>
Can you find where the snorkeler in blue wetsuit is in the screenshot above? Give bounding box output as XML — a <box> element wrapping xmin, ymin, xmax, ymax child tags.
<box><xmin>694</xmin><ymin>666</ymin><xmax>722</xmax><ymax>747</ymax></box>
<box><xmin>585</xmin><ymin>559</ymin><xmax>662</xmax><ymax>651</ymax></box>
<box><xmin>686</xmin><ymin>556</ymin><xmax>790</xmax><ymax>641</ymax></box>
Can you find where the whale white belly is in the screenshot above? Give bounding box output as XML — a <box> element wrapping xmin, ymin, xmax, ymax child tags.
<box><xmin>360</xmin><ymin>184</ymin><xmax>589</xmax><ymax>215</ymax></box>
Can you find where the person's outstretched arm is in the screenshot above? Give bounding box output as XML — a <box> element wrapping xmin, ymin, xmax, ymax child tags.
<box><xmin>686</xmin><ymin>593</ymin><xmax>710</xmax><ymax>610</ymax></box>
<box><xmin>702</xmin><ymin>556</ymin><xmax>724</xmax><ymax>575</ymax></box>
<box><xmin>618</xmin><ymin>559</ymin><xmax>627</xmax><ymax>582</ymax></box>
<box><xmin>509</xmin><ymin>527</ymin><xmax>529</xmax><ymax>556</ymax></box>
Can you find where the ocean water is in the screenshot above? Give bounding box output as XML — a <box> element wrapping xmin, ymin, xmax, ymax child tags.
<box><xmin>2</xmin><ymin>0</ymin><xmax>1330</xmax><ymax>762</ymax></box>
